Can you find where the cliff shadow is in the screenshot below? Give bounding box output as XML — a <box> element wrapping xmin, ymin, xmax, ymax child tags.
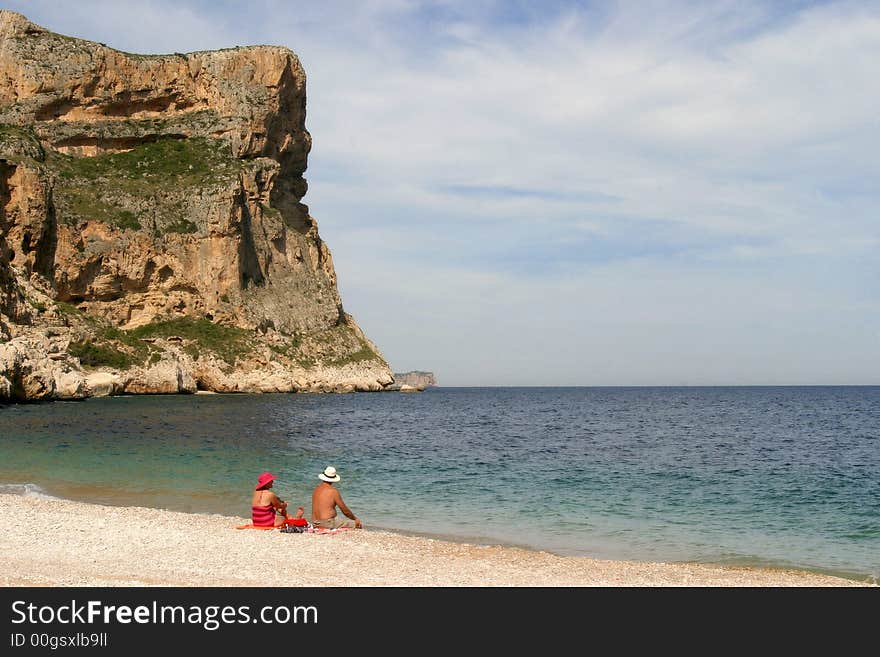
<box><xmin>235</xmin><ymin>190</ymin><xmax>265</xmax><ymax>289</ymax></box>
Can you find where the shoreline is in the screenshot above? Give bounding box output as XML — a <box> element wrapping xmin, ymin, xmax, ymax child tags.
<box><xmin>4</xmin><ymin>482</ymin><xmax>869</xmax><ymax>582</ymax></box>
<box><xmin>0</xmin><ymin>494</ymin><xmax>869</xmax><ymax>587</ymax></box>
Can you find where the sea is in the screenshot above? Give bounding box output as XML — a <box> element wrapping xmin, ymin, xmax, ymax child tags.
<box><xmin>1</xmin><ymin>386</ymin><xmax>877</xmax><ymax>583</ymax></box>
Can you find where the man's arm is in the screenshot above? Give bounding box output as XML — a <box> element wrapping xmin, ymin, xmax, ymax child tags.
<box><xmin>335</xmin><ymin>491</ymin><xmax>362</xmax><ymax>527</ymax></box>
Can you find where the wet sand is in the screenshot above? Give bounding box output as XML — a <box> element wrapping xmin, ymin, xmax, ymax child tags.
<box><xmin>0</xmin><ymin>494</ymin><xmax>869</xmax><ymax>587</ymax></box>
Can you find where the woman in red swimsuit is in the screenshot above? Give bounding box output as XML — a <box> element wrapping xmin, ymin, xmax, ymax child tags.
<box><xmin>252</xmin><ymin>471</ymin><xmax>304</xmax><ymax>527</ymax></box>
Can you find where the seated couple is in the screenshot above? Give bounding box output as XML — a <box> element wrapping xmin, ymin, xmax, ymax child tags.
<box><xmin>251</xmin><ymin>466</ymin><xmax>363</xmax><ymax>529</ymax></box>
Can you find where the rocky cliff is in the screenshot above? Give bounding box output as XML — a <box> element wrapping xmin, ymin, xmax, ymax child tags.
<box><xmin>0</xmin><ymin>11</ymin><xmax>393</xmax><ymax>400</ymax></box>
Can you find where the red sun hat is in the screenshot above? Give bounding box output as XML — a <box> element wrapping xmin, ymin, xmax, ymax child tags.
<box><xmin>255</xmin><ymin>471</ymin><xmax>277</xmax><ymax>490</ymax></box>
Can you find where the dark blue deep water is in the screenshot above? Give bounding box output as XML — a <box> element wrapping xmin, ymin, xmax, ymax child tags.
<box><xmin>1</xmin><ymin>387</ymin><xmax>877</xmax><ymax>582</ymax></box>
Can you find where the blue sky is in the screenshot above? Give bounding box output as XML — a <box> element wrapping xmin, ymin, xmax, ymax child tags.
<box><xmin>6</xmin><ymin>0</ymin><xmax>879</xmax><ymax>385</ymax></box>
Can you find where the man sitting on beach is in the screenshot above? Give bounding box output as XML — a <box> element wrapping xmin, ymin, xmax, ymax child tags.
<box><xmin>311</xmin><ymin>466</ymin><xmax>363</xmax><ymax>530</ymax></box>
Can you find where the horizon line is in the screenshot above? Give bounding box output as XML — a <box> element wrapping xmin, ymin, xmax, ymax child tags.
<box><xmin>422</xmin><ymin>383</ymin><xmax>880</xmax><ymax>388</ymax></box>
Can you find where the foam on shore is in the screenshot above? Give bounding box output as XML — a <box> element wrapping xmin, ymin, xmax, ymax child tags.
<box><xmin>0</xmin><ymin>482</ymin><xmax>62</xmax><ymax>500</ymax></box>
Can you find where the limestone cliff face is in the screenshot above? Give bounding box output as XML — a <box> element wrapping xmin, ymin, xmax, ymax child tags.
<box><xmin>0</xmin><ymin>11</ymin><xmax>393</xmax><ymax>400</ymax></box>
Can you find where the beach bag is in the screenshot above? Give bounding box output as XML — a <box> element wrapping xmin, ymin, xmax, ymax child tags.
<box><xmin>281</xmin><ymin>517</ymin><xmax>310</xmax><ymax>533</ymax></box>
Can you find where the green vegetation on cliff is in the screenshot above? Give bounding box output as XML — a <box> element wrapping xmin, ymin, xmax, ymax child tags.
<box><xmin>128</xmin><ymin>317</ymin><xmax>251</xmax><ymax>363</ymax></box>
<box><xmin>61</xmin><ymin>303</ymin><xmax>152</xmax><ymax>369</ymax></box>
<box><xmin>327</xmin><ymin>336</ymin><xmax>380</xmax><ymax>367</ymax></box>
<box><xmin>55</xmin><ymin>137</ymin><xmax>238</xmax><ymax>183</ymax></box>
<box><xmin>68</xmin><ymin>340</ymin><xmax>134</xmax><ymax>369</ymax></box>
<box><xmin>163</xmin><ymin>218</ymin><xmax>198</xmax><ymax>234</ymax></box>
<box><xmin>60</xmin><ymin>302</ymin><xmax>253</xmax><ymax>370</ymax></box>
<box><xmin>272</xmin><ymin>325</ymin><xmax>382</xmax><ymax>369</ymax></box>
<box><xmin>65</xmin><ymin>314</ymin><xmax>379</xmax><ymax>373</ymax></box>
<box><xmin>64</xmin><ymin>194</ymin><xmax>141</xmax><ymax>230</ymax></box>
<box><xmin>0</xmin><ymin>123</ymin><xmax>44</xmax><ymax>162</ymax></box>
<box><xmin>51</xmin><ymin>137</ymin><xmax>241</xmax><ymax>232</ymax></box>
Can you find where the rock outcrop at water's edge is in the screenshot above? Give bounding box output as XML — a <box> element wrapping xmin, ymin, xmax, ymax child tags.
<box><xmin>0</xmin><ymin>11</ymin><xmax>393</xmax><ymax>400</ymax></box>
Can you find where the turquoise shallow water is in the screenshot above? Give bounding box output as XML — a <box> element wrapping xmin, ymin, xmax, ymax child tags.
<box><xmin>0</xmin><ymin>386</ymin><xmax>877</xmax><ymax>582</ymax></box>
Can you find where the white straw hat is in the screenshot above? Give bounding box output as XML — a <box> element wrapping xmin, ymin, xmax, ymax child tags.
<box><xmin>319</xmin><ymin>466</ymin><xmax>341</xmax><ymax>483</ymax></box>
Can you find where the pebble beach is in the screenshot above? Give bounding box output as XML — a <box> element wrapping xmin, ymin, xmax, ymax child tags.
<box><xmin>0</xmin><ymin>494</ymin><xmax>868</xmax><ymax>587</ymax></box>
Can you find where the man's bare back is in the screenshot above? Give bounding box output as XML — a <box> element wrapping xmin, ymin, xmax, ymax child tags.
<box><xmin>312</xmin><ymin>482</ymin><xmax>342</xmax><ymax>521</ymax></box>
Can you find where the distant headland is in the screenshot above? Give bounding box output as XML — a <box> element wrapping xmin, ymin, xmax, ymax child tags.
<box><xmin>388</xmin><ymin>371</ymin><xmax>436</xmax><ymax>392</ymax></box>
